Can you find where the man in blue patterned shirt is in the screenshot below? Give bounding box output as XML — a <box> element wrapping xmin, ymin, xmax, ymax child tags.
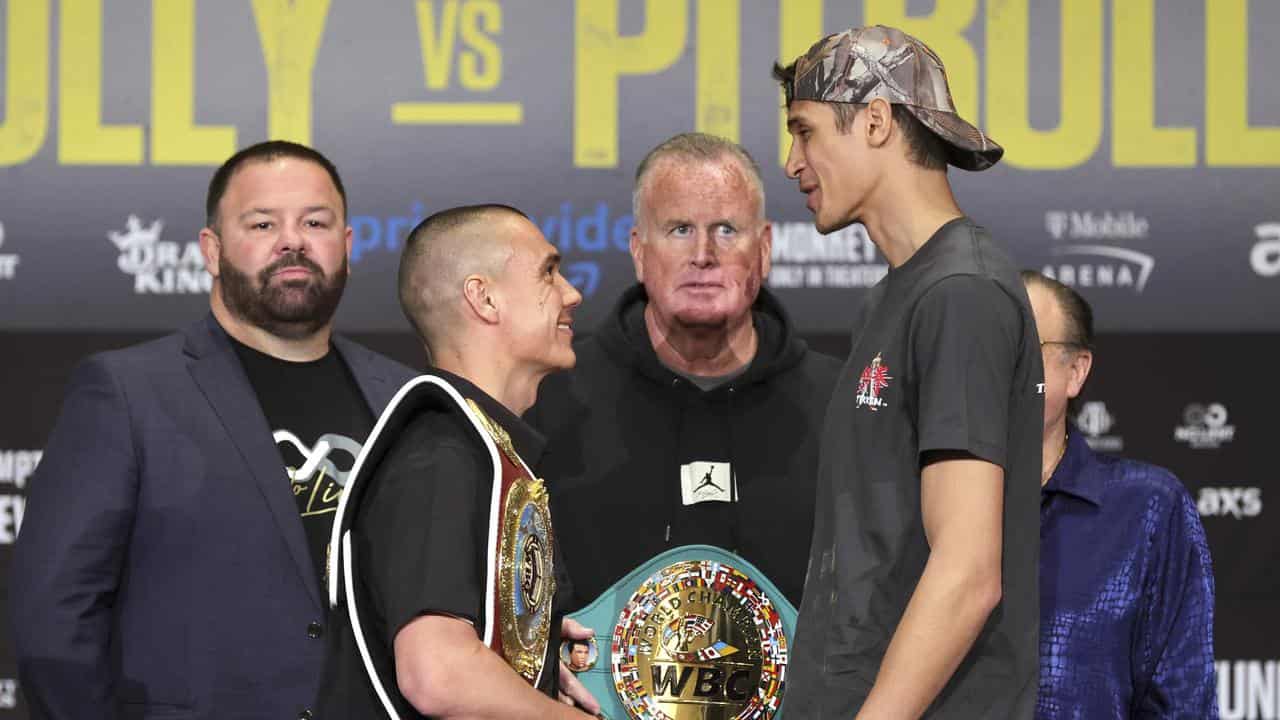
<box><xmin>1023</xmin><ymin>270</ymin><xmax>1217</xmax><ymax>719</ymax></box>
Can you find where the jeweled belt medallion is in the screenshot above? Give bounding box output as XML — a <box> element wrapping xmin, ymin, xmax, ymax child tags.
<box><xmin>611</xmin><ymin>560</ymin><xmax>787</xmax><ymax>719</ymax></box>
<box><xmin>498</xmin><ymin>474</ymin><xmax>555</xmax><ymax>682</ymax></box>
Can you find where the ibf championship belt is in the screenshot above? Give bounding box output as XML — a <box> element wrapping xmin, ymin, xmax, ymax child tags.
<box><xmin>465</xmin><ymin>398</ymin><xmax>556</xmax><ymax>684</ymax></box>
<box><xmin>565</xmin><ymin>545</ymin><xmax>796</xmax><ymax>720</ymax></box>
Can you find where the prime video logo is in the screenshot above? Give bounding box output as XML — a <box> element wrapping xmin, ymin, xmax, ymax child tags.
<box><xmin>348</xmin><ymin>202</ymin><xmax>633</xmax><ymax>297</ymax></box>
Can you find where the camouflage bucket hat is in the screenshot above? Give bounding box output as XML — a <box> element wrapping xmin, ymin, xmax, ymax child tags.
<box><xmin>789</xmin><ymin>25</ymin><xmax>1002</xmax><ymax>171</ymax></box>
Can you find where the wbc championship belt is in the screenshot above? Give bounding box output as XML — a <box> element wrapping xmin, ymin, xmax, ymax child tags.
<box><xmin>465</xmin><ymin>398</ymin><xmax>556</xmax><ymax>684</ymax></box>
<box><xmin>563</xmin><ymin>546</ymin><xmax>796</xmax><ymax>720</ymax></box>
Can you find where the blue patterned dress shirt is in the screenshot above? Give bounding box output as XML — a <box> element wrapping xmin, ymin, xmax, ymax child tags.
<box><xmin>1039</xmin><ymin>432</ymin><xmax>1217</xmax><ymax>719</ymax></box>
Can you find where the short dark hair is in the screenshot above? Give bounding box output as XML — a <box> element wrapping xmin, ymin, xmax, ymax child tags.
<box><xmin>570</xmin><ymin>639</ymin><xmax>590</xmax><ymax>651</ymax></box>
<box><xmin>771</xmin><ymin>60</ymin><xmax>948</xmax><ymax>171</ymax></box>
<box><xmin>398</xmin><ymin>203</ymin><xmax>530</xmax><ymax>344</ymax></box>
<box><xmin>1021</xmin><ymin>270</ymin><xmax>1095</xmax><ymax>349</ymax></box>
<box><xmin>205</xmin><ymin>140</ymin><xmax>347</xmax><ymax>228</ymax></box>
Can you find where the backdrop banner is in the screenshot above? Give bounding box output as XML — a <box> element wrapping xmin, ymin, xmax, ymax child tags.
<box><xmin>1</xmin><ymin>0</ymin><xmax>1278</xmax><ymax>333</ymax></box>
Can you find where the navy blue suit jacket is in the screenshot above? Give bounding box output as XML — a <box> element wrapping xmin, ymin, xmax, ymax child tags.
<box><xmin>9</xmin><ymin>314</ymin><xmax>416</xmax><ymax>720</ymax></box>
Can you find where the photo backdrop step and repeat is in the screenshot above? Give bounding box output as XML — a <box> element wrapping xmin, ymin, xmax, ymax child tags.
<box><xmin>1</xmin><ymin>0</ymin><xmax>1278</xmax><ymax>716</ymax></box>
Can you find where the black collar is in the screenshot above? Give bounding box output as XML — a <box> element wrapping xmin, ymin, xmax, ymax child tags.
<box><xmin>426</xmin><ymin>366</ymin><xmax>548</xmax><ymax>468</ymax></box>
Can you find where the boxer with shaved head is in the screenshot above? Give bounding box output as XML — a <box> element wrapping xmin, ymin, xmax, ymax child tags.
<box><xmin>320</xmin><ymin>205</ymin><xmax>598</xmax><ymax>718</ymax></box>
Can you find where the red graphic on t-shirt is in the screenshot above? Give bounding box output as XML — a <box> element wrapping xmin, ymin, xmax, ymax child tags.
<box><xmin>856</xmin><ymin>353</ymin><xmax>891</xmax><ymax>411</ymax></box>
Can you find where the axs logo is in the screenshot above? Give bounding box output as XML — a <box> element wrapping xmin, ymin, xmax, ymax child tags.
<box><xmin>1197</xmin><ymin>487</ymin><xmax>1261</xmax><ymax>519</ymax></box>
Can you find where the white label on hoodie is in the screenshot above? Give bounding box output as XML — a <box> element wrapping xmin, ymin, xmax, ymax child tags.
<box><xmin>681</xmin><ymin>462</ymin><xmax>735</xmax><ymax>505</ymax></box>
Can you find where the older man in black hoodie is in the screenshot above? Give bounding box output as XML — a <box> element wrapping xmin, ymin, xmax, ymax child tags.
<box><xmin>527</xmin><ymin>133</ymin><xmax>841</xmax><ymax>608</ymax></box>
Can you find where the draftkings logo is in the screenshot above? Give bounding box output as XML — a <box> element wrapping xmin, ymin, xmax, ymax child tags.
<box><xmin>109</xmin><ymin>215</ymin><xmax>210</xmax><ymax>294</ymax></box>
<box><xmin>768</xmin><ymin>222</ymin><xmax>887</xmax><ymax>289</ymax></box>
<box><xmin>1074</xmin><ymin>401</ymin><xmax>1123</xmax><ymax>452</ymax></box>
<box><xmin>0</xmin><ymin>449</ymin><xmax>39</xmax><ymax>545</ymax></box>
<box><xmin>1174</xmin><ymin>403</ymin><xmax>1236</xmax><ymax>449</ymax></box>
<box><xmin>1217</xmin><ymin>659</ymin><xmax>1280</xmax><ymax>718</ymax></box>
<box><xmin>1253</xmin><ymin>223</ymin><xmax>1280</xmax><ymax>277</ymax></box>
<box><xmin>0</xmin><ymin>222</ymin><xmax>19</xmax><ymax>280</ymax></box>
<box><xmin>1197</xmin><ymin>487</ymin><xmax>1261</xmax><ymax>519</ymax></box>
<box><xmin>1041</xmin><ymin>211</ymin><xmax>1154</xmax><ymax>292</ymax></box>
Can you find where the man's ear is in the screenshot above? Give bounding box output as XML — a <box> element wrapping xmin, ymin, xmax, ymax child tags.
<box><xmin>343</xmin><ymin>224</ymin><xmax>353</xmax><ymax>276</ymax></box>
<box><xmin>1066</xmin><ymin>350</ymin><xmax>1094</xmax><ymax>400</ymax></box>
<box><xmin>198</xmin><ymin>227</ymin><xmax>221</xmax><ymax>277</ymax></box>
<box><xmin>462</xmin><ymin>275</ymin><xmax>500</xmax><ymax>325</ymax></box>
<box><xmin>758</xmin><ymin>221</ymin><xmax>773</xmax><ymax>279</ymax></box>
<box><xmin>629</xmin><ymin>226</ymin><xmax>646</xmax><ymax>283</ymax></box>
<box><xmin>865</xmin><ymin>97</ymin><xmax>893</xmax><ymax>149</ymax></box>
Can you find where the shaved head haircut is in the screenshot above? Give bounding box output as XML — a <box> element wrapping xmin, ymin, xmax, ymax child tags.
<box><xmin>632</xmin><ymin>132</ymin><xmax>766</xmax><ymax>224</ymax></box>
<box><xmin>398</xmin><ymin>204</ymin><xmax>531</xmax><ymax>354</ymax></box>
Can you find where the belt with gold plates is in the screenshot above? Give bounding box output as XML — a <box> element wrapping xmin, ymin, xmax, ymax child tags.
<box><xmin>563</xmin><ymin>545</ymin><xmax>797</xmax><ymax>720</ymax></box>
<box><xmin>327</xmin><ymin>374</ymin><xmax>556</xmax><ymax>718</ymax></box>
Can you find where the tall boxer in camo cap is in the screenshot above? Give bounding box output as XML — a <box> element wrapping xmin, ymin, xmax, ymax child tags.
<box><xmin>773</xmin><ymin>26</ymin><xmax>1042</xmax><ymax>719</ymax></box>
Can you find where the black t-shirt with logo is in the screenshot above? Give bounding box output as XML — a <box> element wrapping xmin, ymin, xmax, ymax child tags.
<box><xmin>788</xmin><ymin>217</ymin><xmax>1043</xmax><ymax>718</ymax></box>
<box><xmin>232</xmin><ymin>338</ymin><xmax>374</xmax><ymax>589</ymax></box>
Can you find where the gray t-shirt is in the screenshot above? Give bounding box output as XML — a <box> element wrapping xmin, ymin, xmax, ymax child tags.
<box><xmin>787</xmin><ymin>217</ymin><xmax>1043</xmax><ymax>718</ymax></box>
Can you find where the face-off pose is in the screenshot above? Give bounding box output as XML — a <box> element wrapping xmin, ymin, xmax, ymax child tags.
<box><xmin>319</xmin><ymin>205</ymin><xmax>602</xmax><ymax>719</ymax></box>
<box><xmin>775</xmin><ymin>26</ymin><xmax>1043</xmax><ymax>718</ymax></box>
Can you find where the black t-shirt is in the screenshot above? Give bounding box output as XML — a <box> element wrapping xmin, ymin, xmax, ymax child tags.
<box><xmin>318</xmin><ymin>370</ymin><xmax>568</xmax><ymax>718</ymax></box>
<box><xmin>788</xmin><ymin>218</ymin><xmax>1043</xmax><ymax>718</ymax></box>
<box><xmin>232</xmin><ymin>339</ymin><xmax>374</xmax><ymax>589</ymax></box>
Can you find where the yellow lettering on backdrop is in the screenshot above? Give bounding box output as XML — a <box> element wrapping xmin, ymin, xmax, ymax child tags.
<box><xmin>696</xmin><ymin>0</ymin><xmax>740</xmax><ymax>141</ymax></box>
<box><xmin>58</xmin><ymin>0</ymin><xmax>143</xmax><ymax>165</ymax></box>
<box><xmin>1206</xmin><ymin>0</ymin><xmax>1280</xmax><ymax>166</ymax></box>
<box><xmin>459</xmin><ymin>0</ymin><xmax>502</xmax><ymax>91</ymax></box>
<box><xmin>864</xmin><ymin>0</ymin><xmax>979</xmax><ymax>123</ymax></box>
<box><xmin>985</xmin><ymin>0</ymin><xmax>1102</xmax><ymax>169</ymax></box>
<box><xmin>251</xmin><ymin>0</ymin><xmax>331</xmax><ymax>145</ymax></box>
<box><xmin>777</xmin><ymin>0</ymin><xmax>822</xmax><ymax>165</ymax></box>
<box><xmin>1112</xmin><ymin>0</ymin><xmax>1195</xmax><ymax>166</ymax></box>
<box><xmin>417</xmin><ymin>0</ymin><xmax>459</xmax><ymax>90</ymax></box>
<box><xmin>152</xmin><ymin>0</ymin><xmax>236</xmax><ymax>165</ymax></box>
<box><xmin>0</xmin><ymin>0</ymin><xmax>49</xmax><ymax>166</ymax></box>
<box><xmin>393</xmin><ymin>0</ymin><xmax>517</xmax><ymax>125</ymax></box>
<box><xmin>574</xmin><ymin>0</ymin><xmax>687</xmax><ymax>168</ymax></box>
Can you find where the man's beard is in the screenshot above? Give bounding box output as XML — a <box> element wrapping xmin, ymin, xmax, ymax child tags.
<box><xmin>218</xmin><ymin>250</ymin><xmax>347</xmax><ymax>340</ymax></box>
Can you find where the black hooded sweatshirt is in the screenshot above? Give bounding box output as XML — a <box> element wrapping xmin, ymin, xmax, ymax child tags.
<box><xmin>526</xmin><ymin>284</ymin><xmax>842</xmax><ymax>607</ymax></box>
